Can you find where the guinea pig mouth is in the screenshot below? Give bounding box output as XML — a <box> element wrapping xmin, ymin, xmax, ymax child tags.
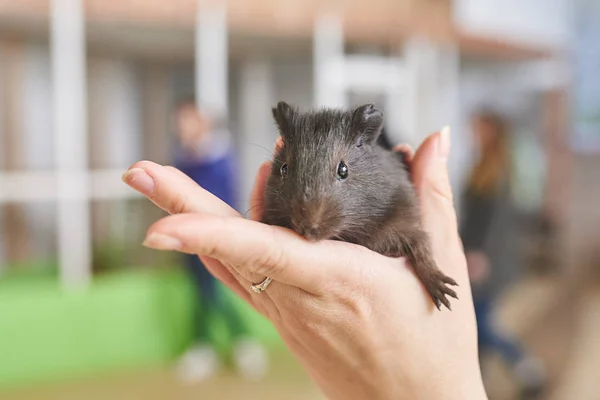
<box><xmin>302</xmin><ymin>228</ymin><xmax>327</xmax><ymax>241</ymax></box>
<box><xmin>291</xmin><ymin>220</ymin><xmax>332</xmax><ymax>242</ymax></box>
<box><xmin>289</xmin><ymin>200</ymin><xmax>341</xmax><ymax>241</ymax></box>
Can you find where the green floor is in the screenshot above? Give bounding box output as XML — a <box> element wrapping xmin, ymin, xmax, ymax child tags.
<box><xmin>0</xmin><ymin>263</ymin><xmax>283</xmax><ymax>390</ymax></box>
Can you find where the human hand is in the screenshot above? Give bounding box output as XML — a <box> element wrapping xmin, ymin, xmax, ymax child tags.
<box><xmin>122</xmin><ymin>128</ymin><xmax>487</xmax><ymax>400</ymax></box>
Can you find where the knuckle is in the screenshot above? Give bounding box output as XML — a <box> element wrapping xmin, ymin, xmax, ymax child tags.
<box><xmin>250</xmin><ymin>228</ymin><xmax>286</xmax><ymax>277</ymax></box>
<box><xmin>328</xmin><ymin>267</ymin><xmax>375</xmax><ymax>319</ymax></box>
<box><xmin>199</xmin><ymin>219</ymin><xmax>226</xmax><ymax>258</ymax></box>
<box><xmin>302</xmin><ymin>319</ymin><xmax>327</xmax><ymax>340</ymax></box>
<box><xmin>257</xmin><ymin>246</ymin><xmax>285</xmax><ymax>278</ymax></box>
<box><xmin>202</xmin><ymin>240</ymin><xmax>219</xmax><ymax>259</ymax></box>
<box><xmin>167</xmin><ymin>194</ymin><xmax>191</xmax><ymax>215</ymax></box>
<box><xmin>349</xmin><ymin>295</ymin><xmax>372</xmax><ymax>322</ymax></box>
<box><xmin>287</xmin><ymin>301</ymin><xmax>328</xmax><ymax>337</ymax></box>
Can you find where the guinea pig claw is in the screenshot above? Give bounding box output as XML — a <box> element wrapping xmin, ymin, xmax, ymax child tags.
<box><xmin>443</xmin><ymin>276</ymin><xmax>458</xmax><ymax>286</ymax></box>
<box><xmin>442</xmin><ymin>286</ymin><xmax>458</xmax><ymax>300</ymax></box>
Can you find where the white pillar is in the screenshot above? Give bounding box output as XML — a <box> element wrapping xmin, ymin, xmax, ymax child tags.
<box><xmin>102</xmin><ymin>60</ymin><xmax>142</xmax><ymax>169</ymax></box>
<box><xmin>195</xmin><ymin>1</ymin><xmax>228</xmax><ymax>116</ymax></box>
<box><xmin>436</xmin><ymin>44</ymin><xmax>464</xmax><ymax>208</ymax></box>
<box><xmin>51</xmin><ymin>0</ymin><xmax>91</xmax><ymax>288</ymax></box>
<box><xmin>400</xmin><ymin>39</ymin><xmax>459</xmax><ymax>147</ymax></box>
<box><xmin>384</xmin><ymin>58</ymin><xmax>408</xmax><ymax>143</ymax></box>
<box><xmin>238</xmin><ymin>60</ymin><xmax>276</xmax><ymax>215</ymax></box>
<box><xmin>313</xmin><ymin>10</ymin><xmax>347</xmax><ymax>108</ymax></box>
<box><xmin>0</xmin><ymin>44</ymin><xmax>6</xmax><ymax>268</ymax></box>
<box><xmin>23</xmin><ymin>44</ymin><xmax>55</xmax><ymax>260</ymax></box>
<box><xmin>398</xmin><ymin>39</ymin><xmax>421</xmax><ymax>148</ymax></box>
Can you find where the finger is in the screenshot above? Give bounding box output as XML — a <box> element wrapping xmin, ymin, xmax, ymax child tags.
<box><xmin>393</xmin><ymin>143</ymin><xmax>415</xmax><ymax>165</ymax></box>
<box><xmin>249</xmin><ymin>161</ymin><xmax>273</xmax><ymax>221</ymax></box>
<box><xmin>122</xmin><ymin>160</ymin><xmax>240</xmax><ymax>218</ymax></box>
<box><xmin>142</xmin><ymin>212</ymin><xmax>377</xmax><ymax>295</ymax></box>
<box><xmin>275</xmin><ymin>135</ymin><xmax>284</xmax><ymax>152</ymax></box>
<box><xmin>411</xmin><ymin>127</ymin><xmax>464</xmax><ymax>275</ymax></box>
<box><xmin>123</xmin><ymin>161</ymin><xmax>246</xmax><ymax>306</ymax></box>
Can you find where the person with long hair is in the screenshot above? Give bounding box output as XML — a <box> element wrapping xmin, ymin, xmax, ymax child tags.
<box><xmin>460</xmin><ymin>109</ymin><xmax>546</xmax><ymax>398</ymax></box>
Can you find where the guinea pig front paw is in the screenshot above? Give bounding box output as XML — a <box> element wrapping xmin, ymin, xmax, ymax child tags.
<box><xmin>422</xmin><ymin>270</ymin><xmax>458</xmax><ymax>311</ymax></box>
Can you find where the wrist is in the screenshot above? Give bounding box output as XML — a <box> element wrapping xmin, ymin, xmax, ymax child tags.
<box><xmin>331</xmin><ymin>370</ymin><xmax>488</xmax><ymax>400</ymax></box>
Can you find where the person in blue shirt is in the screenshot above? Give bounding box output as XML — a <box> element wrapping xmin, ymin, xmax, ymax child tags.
<box><xmin>172</xmin><ymin>99</ymin><xmax>268</xmax><ymax>383</ymax></box>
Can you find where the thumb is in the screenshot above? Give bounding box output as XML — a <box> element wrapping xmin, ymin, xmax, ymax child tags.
<box><xmin>412</xmin><ymin>126</ymin><xmax>454</xmax><ymax>210</ymax></box>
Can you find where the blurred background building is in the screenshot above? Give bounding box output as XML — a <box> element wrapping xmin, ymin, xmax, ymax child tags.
<box><xmin>0</xmin><ymin>0</ymin><xmax>598</xmax><ymax>399</ymax></box>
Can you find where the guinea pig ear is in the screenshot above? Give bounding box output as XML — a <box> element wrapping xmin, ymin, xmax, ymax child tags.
<box><xmin>271</xmin><ymin>101</ymin><xmax>296</xmax><ymax>139</ymax></box>
<box><xmin>351</xmin><ymin>103</ymin><xmax>384</xmax><ymax>145</ymax></box>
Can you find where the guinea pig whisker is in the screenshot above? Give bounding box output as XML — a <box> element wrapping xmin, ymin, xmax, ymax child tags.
<box><xmin>242</xmin><ymin>204</ymin><xmax>262</xmax><ymax>219</ymax></box>
<box><xmin>246</xmin><ymin>142</ymin><xmax>275</xmax><ymax>157</ymax></box>
<box><xmin>245</xmin><ymin>142</ymin><xmax>286</xmax><ymax>164</ymax></box>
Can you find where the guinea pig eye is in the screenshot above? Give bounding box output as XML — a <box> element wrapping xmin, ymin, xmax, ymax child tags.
<box><xmin>280</xmin><ymin>163</ymin><xmax>288</xmax><ymax>178</ymax></box>
<box><xmin>336</xmin><ymin>161</ymin><xmax>348</xmax><ymax>180</ymax></box>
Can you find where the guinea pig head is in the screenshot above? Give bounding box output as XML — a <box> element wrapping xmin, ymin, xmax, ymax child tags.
<box><xmin>261</xmin><ymin>101</ymin><xmax>387</xmax><ymax>242</ymax></box>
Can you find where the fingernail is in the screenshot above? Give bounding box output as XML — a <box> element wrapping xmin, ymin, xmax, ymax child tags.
<box><xmin>143</xmin><ymin>233</ymin><xmax>182</xmax><ymax>251</ymax></box>
<box><xmin>438</xmin><ymin>126</ymin><xmax>451</xmax><ymax>159</ymax></box>
<box><xmin>122</xmin><ymin>168</ymin><xmax>155</xmax><ymax>196</ymax></box>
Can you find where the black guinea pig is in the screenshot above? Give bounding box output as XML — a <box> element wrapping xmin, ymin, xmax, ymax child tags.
<box><xmin>261</xmin><ymin>101</ymin><xmax>458</xmax><ymax>310</ymax></box>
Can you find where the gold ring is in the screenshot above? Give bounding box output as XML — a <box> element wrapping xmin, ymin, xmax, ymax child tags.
<box><xmin>251</xmin><ymin>277</ymin><xmax>273</xmax><ymax>293</ymax></box>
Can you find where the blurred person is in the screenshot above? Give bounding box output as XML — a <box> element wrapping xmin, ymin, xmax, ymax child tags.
<box><xmin>123</xmin><ymin>128</ymin><xmax>490</xmax><ymax>400</ymax></box>
<box><xmin>171</xmin><ymin>98</ymin><xmax>268</xmax><ymax>383</ymax></box>
<box><xmin>460</xmin><ymin>109</ymin><xmax>546</xmax><ymax>398</ymax></box>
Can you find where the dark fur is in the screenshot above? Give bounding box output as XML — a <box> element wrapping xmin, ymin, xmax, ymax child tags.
<box><xmin>262</xmin><ymin>102</ymin><xmax>458</xmax><ymax>310</ymax></box>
